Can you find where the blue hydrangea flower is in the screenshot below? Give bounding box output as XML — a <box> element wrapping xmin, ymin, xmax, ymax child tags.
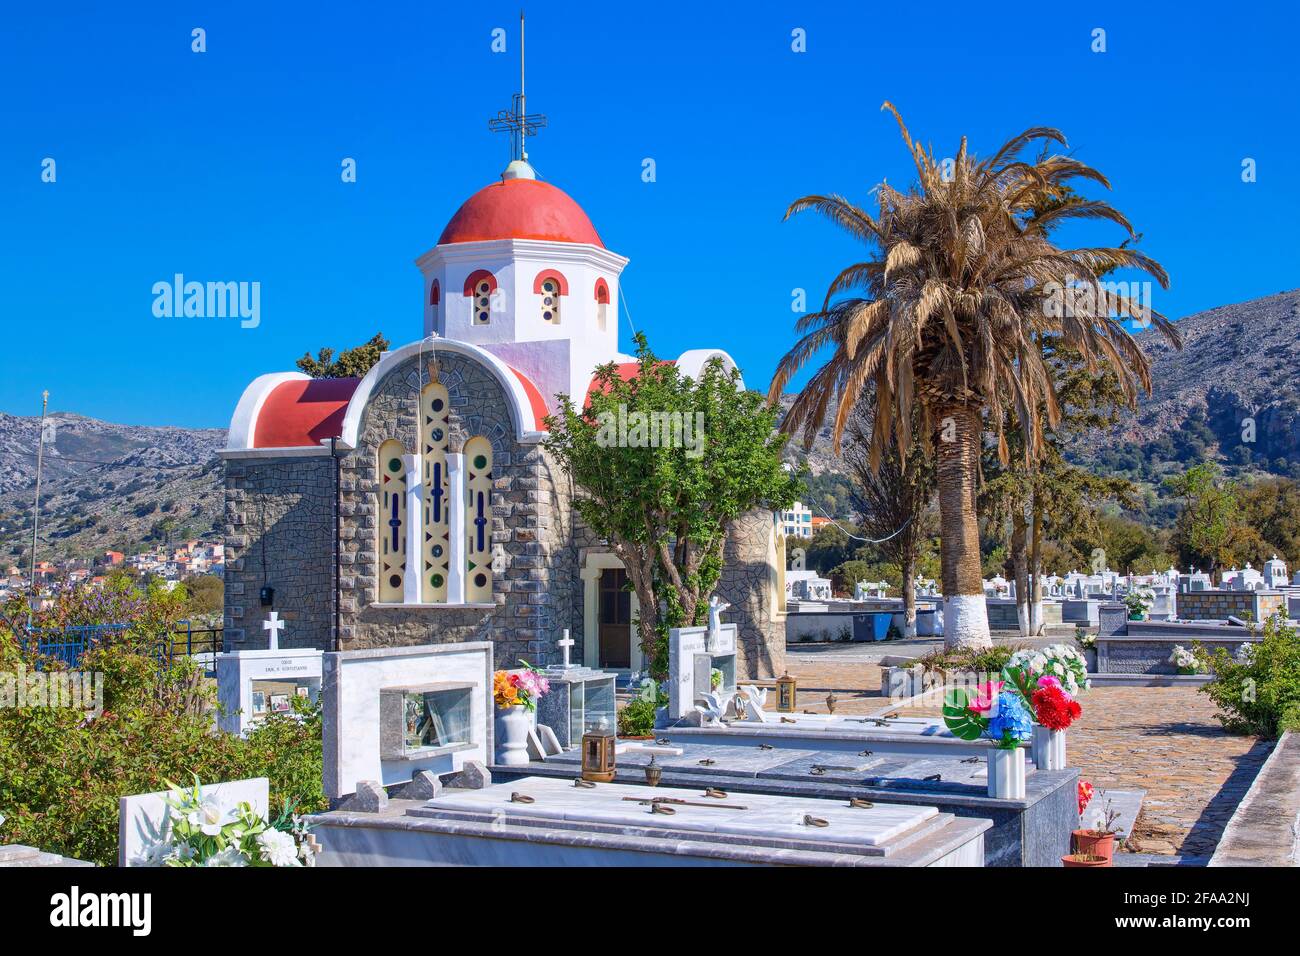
<box><xmin>984</xmin><ymin>691</ymin><xmax>1034</xmax><ymax>747</ymax></box>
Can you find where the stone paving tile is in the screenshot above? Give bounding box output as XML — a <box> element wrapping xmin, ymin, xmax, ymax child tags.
<box><xmin>1065</xmin><ymin>686</ymin><xmax>1272</xmax><ymax>858</ymax></box>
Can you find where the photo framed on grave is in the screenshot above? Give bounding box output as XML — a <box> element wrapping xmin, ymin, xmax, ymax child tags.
<box><xmin>295</xmin><ymin>685</ymin><xmax>310</xmax><ymax>698</ymax></box>
<box><xmin>251</xmin><ymin>691</ymin><xmax>266</xmax><ymax>715</ymax></box>
<box><xmin>269</xmin><ymin>694</ymin><xmax>291</xmax><ymax>713</ymax></box>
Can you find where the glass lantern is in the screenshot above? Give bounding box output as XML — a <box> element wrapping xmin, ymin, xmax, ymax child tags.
<box><xmin>776</xmin><ymin>672</ymin><xmax>797</xmax><ymax>713</ymax></box>
<box><xmin>581</xmin><ymin>715</ymin><xmax>616</xmax><ymax>782</ymax></box>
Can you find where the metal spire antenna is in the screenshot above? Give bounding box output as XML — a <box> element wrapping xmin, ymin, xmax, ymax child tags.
<box><xmin>488</xmin><ymin>11</ymin><xmax>547</xmax><ymax>162</ymax></box>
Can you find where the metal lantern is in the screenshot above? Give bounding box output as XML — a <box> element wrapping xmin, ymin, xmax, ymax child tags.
<box><xmin>643</xmin><ymin>755</ymin><xmax>662</xmax><ymax>787</ymax></box>
<box><xmin>581</xmin><ymin>716</ymin><xmax>616</xmax><ymax>782</ymax></box>
<box><xmin>776</xmin><ymin>672</ymin><xmax>797</xmax><ymax>713</ymax></box>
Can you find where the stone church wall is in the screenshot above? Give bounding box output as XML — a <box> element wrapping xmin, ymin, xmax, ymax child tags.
<box><xmin>337</xmin><ymin>349</ymin><xmax>576</xmax><ymax>665</ymax></box>
<box><xmin>223</xmin><ymin>456</ymin><xmax>336</xmax><ymax>649</ymax></box>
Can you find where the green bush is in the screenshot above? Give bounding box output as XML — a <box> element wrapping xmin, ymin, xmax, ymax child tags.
<box><xmin>916</xmin><ymin>644</ymin><xmax>1021</xmax><ymax>677</ymax></box>
<box><xmin>0</xmin><ymin>581</ymin><xmax>325</xmax><ymax>866</ymax></box>
<box><xmin>1200</xmin><ymin>613</ymin><xmax>1300</xmax><ymax>738</ymax></box>
<box><xmin>618</xmin><ymin>680</ymin><xmax>667</xmax><ymax>737</ymax></box>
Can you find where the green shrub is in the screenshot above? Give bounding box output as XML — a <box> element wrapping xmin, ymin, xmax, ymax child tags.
<box><xmin>618</xmin><ymin>680</ymin><xmax>667</xmax><ymax>737</ymax></box>
<box><xmin>1200</xmin><ymin>613</ymin><xmax>1300</xmax><ymax>738</ymax></box>
<box><xmin>0</xmin><ymin>582</ymin><xmax>325</xmax><ymax>866</ymax></box>
<box><xmin>1281</xmin><ymin>702</ymin><xmax>1300</xmax><ymax>734</ymax></box>
<box><xmin>916</xmin><ymin>644</ymin><xmax>1021</xmax><ymax>677</ymax></box>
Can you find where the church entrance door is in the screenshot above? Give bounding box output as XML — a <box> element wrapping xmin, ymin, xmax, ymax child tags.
<box><xmin>597</xmin><ymin>568</ymin><xmax>632</xmax><ymax>669</ymax></box>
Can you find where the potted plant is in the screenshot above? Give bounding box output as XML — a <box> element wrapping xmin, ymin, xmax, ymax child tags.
<box><xmin>1123</xmin><ymin>588</ymin><xmax>1154</xmax><ymax>621</ymax></box>
<box><xmin>710</xmin><ymin>668</ymin><xmax>724</xmax><ymax>692</ymax></box>
<box><xmin>1061</xmin><ymin>852</ymin><xmax>1109</xmax><ymax>867</ymax></box>
<box><xmin>493</xmin><ymin>662</ymin><xmax>550</xmax><ymax>766</ymax></box>
<box><xmin>1169</xmin><ymin>644</ymin><xmax>1204</xmax><ymax>675</ymax></box>
<box><xmin>1074</xmin><ymin>781</ymin><xmax>1122</xmax><ymax>863</ymax></box>
<box><xmin>943</xmin><ymin>680</ymin><xmax>1033</xmax><ymax>799</ymax></box>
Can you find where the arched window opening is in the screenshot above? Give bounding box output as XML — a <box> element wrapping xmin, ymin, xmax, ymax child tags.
<box><xmin>378</xmin><ymin>439</ymin><xmax>408</xmax><ymax>603</ymax></box>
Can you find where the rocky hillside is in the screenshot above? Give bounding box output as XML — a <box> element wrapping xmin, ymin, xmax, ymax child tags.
<box><xmin>0</xmin><ymin>413</ymin><xmax>225</xmax><ymax>564</ymax></box>
<box><xmin>1071</xmin><ymin>289</ymin><xmax>1300</xmax><ymax>477</ymax></box>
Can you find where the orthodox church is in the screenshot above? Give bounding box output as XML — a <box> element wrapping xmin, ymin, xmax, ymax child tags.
<box><xmin>220</xmin><ymin>93</ymin><xmax>787</xmax><ymax>679</ymax></box>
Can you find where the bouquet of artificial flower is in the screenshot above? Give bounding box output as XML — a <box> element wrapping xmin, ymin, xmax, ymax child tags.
<box><xmin>1031</xmin><ymin>676</ymin><xmax>1082</xmax><ymax>730</ymax></box>
<box><xmin>1077</xmin><ymin>780</ymin><xmax>1095</xmax><ymax>816</ymax></box>
<box><xmin>942</xmin><ymin>680</ymin><xmax>1034</xmax><ymax>749</ymax></box>
<box><xmin>1123</xmin><ymin>588</ymin><xmax>1155</xmax><ymax>617</ymax></box>
<box><xmin>1169</xmin><ymin>645</ymin><xmax>1204</xmax><ymax>674</ymax></box>
<box><xmin>493</xmin><ymin>661</ymin><xmax>551</xmax><ymax>711</ymax></box>
<box><xmin>1006</xmin><ymin>644</ymin><xmax>1089</xmax><ymax>696</ymax></box>
<box><xmin>1000</xmin><ymin>660</ymin><xmax>1084</xmax><ymax>731</ymax></box>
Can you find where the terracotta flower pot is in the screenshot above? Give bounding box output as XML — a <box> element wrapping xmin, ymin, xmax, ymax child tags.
<box><xmin>1061</xmin><ymin>853</ymin><xmax>1110</xmax><ymax>868</ymax></box>
<box><xmin>1073</xmin><ymin>829</ymin><xmax>1115</xmax><ymax>860</ymax></box>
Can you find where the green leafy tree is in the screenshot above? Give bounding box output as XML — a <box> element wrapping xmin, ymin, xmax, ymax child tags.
<box><xmin>1164</xmin><ymin>463</ymin><xmax>1246</xmax><ymax>573</ymax></box>
<box><xmin>296</xmin><ymin>333</ymin><xmax>390</xmax><ymax>379</ymax></box>
<box><xmin>1236</xmin><ymin>477</ymin><xmax>1300</xmax><ymax>566</ymax></box>
<box><xmin>983</xmin><ymin>342</ymin><xmax>1136</xmax><ymax>634</ymax></box>
<box><xmin>1088</xmin><ymin>515</ymin><xmax>1174</xmax><ymax>574</ymax></box>
<box><xmin>805</xmin><ymin>523</ymin><xmax>854</xmax><ymax>575</ymax></box>
<box><xmin>184</xmin><ymin>573</ymin><xmax>224</xmax><ymax>617</ymax></box>
<box><xmin>544</xmin><ymin>334</ymin><xmax>800</xmax><ymax>678</ymax></box>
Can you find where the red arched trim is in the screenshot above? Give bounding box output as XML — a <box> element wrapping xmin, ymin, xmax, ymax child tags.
<box><xmin>594</xmin><ymin>278</ymin><xmax>610</xmax><ymax>304</ymax></box>
<box><xmin>429</xmin><ymin>279</ymin><xmax>440</xmax><ymax>305</ymax></box>
<box><xmin>463</xmin><ymin>270</ymin><xmax>498</xmax><ymax>296</ymax></box>
<box><xmin>532</xmin><ymin>269</ymin><xmax>569</xmax><ymax>296</ymax></box>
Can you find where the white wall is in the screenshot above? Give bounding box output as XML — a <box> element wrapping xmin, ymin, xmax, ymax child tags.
<box><xmin>322</xmin><ymin>642</ymin><xmax>494</xmax><ymax>800</ymax></box>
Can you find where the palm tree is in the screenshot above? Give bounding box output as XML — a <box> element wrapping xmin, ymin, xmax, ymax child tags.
<box><xmin>769</xmin><ymin>103</ymin><xmax>1180</xmax><ymax>649</ymax></box>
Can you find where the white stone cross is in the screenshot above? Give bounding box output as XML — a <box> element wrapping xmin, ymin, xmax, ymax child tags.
<box><xmin>557</xmin><ymin>629</ymin><xmax>575</xmax><ymax>668</ymax></box>
<box><xmin>262</xmin><ymin>611</ymin><xmax>285</xmax><ymax>651</ymax></box>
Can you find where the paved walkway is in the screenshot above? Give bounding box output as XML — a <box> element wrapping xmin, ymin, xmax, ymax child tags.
<box><xmin>781</xmin><ymin>644</ymin><xmax>1273</xmax><ymax>858</ymax></box>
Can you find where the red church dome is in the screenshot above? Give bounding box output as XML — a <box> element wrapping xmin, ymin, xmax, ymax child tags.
<box><xmin>438</xmin><ymin>177</ymin><xmax>604</xmax><ymax>248</ymax></box>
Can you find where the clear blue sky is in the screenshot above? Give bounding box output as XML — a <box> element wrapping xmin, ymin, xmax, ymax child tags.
<box><xmin>3</xmin><ymin>1</ymin><xmax>1297</xmax><ymax>428</ymax></box>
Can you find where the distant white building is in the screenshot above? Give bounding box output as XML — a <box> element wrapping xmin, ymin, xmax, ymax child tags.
<box><xmin>779</xmin><ymin>501</ymin><xmax>814</xmax><ymax>538</ymax></box>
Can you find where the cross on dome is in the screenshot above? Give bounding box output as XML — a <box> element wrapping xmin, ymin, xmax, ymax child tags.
<box><xmin>487</xmin><ymin>11</ymin><xmax>546</xmax><ymax>169</ymax></box>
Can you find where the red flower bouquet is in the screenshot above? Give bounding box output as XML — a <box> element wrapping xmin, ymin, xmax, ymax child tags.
<box><xmin>1033</xmin><ymin>683</ymin><xmax>1082</xmax><ymax>731</ymax></box>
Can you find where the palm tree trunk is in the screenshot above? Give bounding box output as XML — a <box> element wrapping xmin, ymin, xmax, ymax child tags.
<box><xmin>937</xmin><ymin>404</ymin><xmax>991</xmax><ymax>649</ymax></box>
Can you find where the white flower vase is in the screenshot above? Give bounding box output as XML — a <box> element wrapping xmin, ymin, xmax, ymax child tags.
<box><xmin>495</xmin><ymin>705</ymin><xmax>531</xmax><ymax>766</ymax></box>
<box><xmin>987</xmin><ymin>747</ymin><xmax>1026</xmax><ymax>799</ymax></box>
<box><xmin>1031</xmin><ymin>726</ymin><xmax>1067</xmax><ymax>771</ymax></box>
